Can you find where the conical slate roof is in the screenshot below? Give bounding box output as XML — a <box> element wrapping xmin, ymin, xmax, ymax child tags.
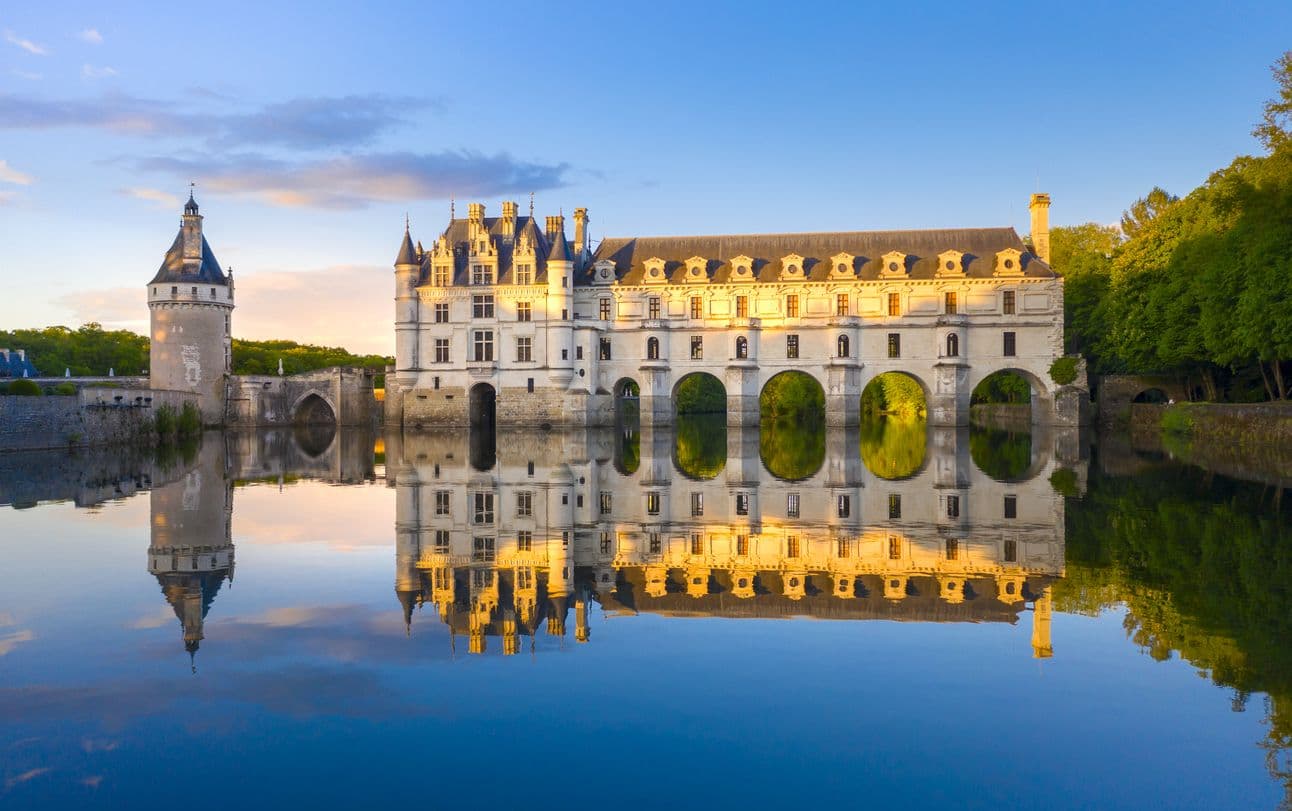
<box><xmin>547</xmin><ymin>226</ymin><xmax>572</xmax><ymax>263</ymax></box>
<box><xmin>149</xmin><ymin>230</ymin><xmax>228</xmax><ymax>285</ymax></box>
<box><xmin>395</xmin><ymin>228</ymin><xmax>418</xmax><ymax>266</ymax></box>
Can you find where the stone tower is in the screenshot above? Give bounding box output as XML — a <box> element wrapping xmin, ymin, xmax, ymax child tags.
<box><xmin>147</xmin><ymin>193</ymin><xmax>235</xmax><ymax>423</ymax></box>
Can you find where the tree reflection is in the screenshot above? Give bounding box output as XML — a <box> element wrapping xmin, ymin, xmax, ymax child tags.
<box><xmin>969</xmin><ymin>428</ymin><xmax>1033</xmax><ymax>481</ymax></box>
<box><xmin>759</xmin><ymin>418</ymin><xmax>824</xmax><ymax>481</ymax></box>
<box><xmin>674</xmin><ymin>414</ymin><xmax>726</xmax><ymax>479</ymax></box>
<box><xmin>860</xmin><ymin>417</ymin><xmax>927</xmax><ymax>480</ymax></box>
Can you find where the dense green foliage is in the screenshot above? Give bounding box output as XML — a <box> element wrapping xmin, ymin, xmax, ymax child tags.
<box><xmin>968</xmin><ymin>428</ymin><xmax>1032</xmax><ymax>480</ymax></box>
<box><xmin>971</xmin><ymin>371</ymin><xmax>1031</xmax><ymax>405</ymax></box>
<box><xmin>759</xmin><ymin>418</ymin><xmax>824</xmax><ymax>480</ymax></box>
<box><xmin>674</xmin><ymin>373</ymin><xmax>726</xmax><ymax>415</ymax></box>
<box><xmin>860</xmin><ymin>417</ymin><xmax>926</xmax><ymax>479</ymax></box>
<box><xmin>154</xmin><ymin>402</ymin><xmax>203</xmax><ymax>442</ymax></box>
<box><xmin>616</xmin><ymin>428</ymin><xmax>641</xmax><ymax>475</ymax></box>
<box><xmin>861</xmin><ymin>372</ymin><xmax>926</xmax><ymax>418</ymax></box>
<box><xmin>0</xmin><ymin>324</ymin><xmax>149</xmax><ymax>376</ymax></box>
<box><xmin>1049</xmin><ymin>356</ymin><xmax>1078</xmax><ymax>386</ymax></box>
<box><xmin>759</xmin><ymin>372</ymin><xmax>824</xmax><ymax>419</ymax></box>
<box><xmin>1055</xmin><ymin>53</ymin><xmax>1292</xmax><ymax>401</ymax></box>
<box><xmin>674</xmin><ymin>414</ymin><xmax>726</xmax><ymax>479</ymax></box>
<box><xmin>6</xmin><ymin>379</ymin><xmax>42</xmax><ymax>396</ymax></box>
<box><xmin>232</xmin><ymin>339</ymin><xmax>392</xmax><ymax>379</ymax></box>
<box><xmin>49</xmin><ymin>382</ymin><xmax>77</xmax><ymax>396</ymax></box>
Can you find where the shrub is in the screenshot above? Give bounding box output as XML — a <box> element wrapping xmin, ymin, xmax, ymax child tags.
<box><xmin>1049</xmin><ymin>467</ymin><xmax>1080</xmax><ymax>498</ymax></box>
<box><xmin>177</xmin><ymin>402</ymin><xmax>202</xmax><ymax>437</ymax></box>
<box><xmin>1049</xmin><ymin>356</ymin><xmax>1079</xmax><ymax>386</ymax></box>
<box><xmin>51</xmin><ymin>382</ymin><xmax>77</xmax><ymax>396</ymax></box>
<box><xmin>7</xmin><ymin>379</ymin><xmax>42</xmax><ymax>396</ymax></box>
<box><xmin>154</xmin><ymin>404</ymin><xmax>177</xmax><ymax>438</ymax></box>
<box><xmin>1160</xmin><ymin>404</ymin><xmax>1194</xmax><ymax>435</ymax></box>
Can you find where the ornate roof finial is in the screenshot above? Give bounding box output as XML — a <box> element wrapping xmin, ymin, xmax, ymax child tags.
<box><xmin>405</xmin><ymin>212</ymin><xmax>410</xmax><ymax>231</ymax></box>
<box><xmin>529</xmin><ymin>192</ymin><xmax>534</xmax><ymax>217</ymax></box>
<box><xmin>450</xmin><ymin>195</ymin><xmax>455</xmax><ymax>220</ymax></box>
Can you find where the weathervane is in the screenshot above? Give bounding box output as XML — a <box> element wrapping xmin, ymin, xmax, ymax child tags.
<box><xmin>529</xmin><ymin>192</ymin><xmax>534</xmax><ymax>217</ymax></box>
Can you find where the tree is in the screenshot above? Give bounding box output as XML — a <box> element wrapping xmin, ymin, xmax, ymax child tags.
<box><xmin>1049</xmin><ymin>222</ymin><xmax>1120</xmax><ymax>274</ymax></box>
<box><xmin>1120</xmin><ymin>187</ymin><xmax>1179</xmax><ymax>241</ymax></box>
<box><xmin>1254</xmin><ymin>50</ymin><xmax>1292</xmax><ymax>153</ymax></box>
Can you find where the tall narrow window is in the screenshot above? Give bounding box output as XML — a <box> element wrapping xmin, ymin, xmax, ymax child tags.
<box><xmin>945</xmin><ymin>291</ymin><xmax>958</xmax><ymax>314</ymax></box>
<box><xmin>649</xmin><ymin>533</ymin><xmax>661</xmax><ymax>554</ymax></box>
<box><xmin>787</xmin><ymin>493</ymin><xmax>800</xmax><ymax>518</ymax></box>
<box><xmin>691</xmin><ymin>492</ymin><xmax>704</xmax><ymax>517</ymax></box>
<box><xmin>946</xmin><ymin>494</ymin><xmax>960</xmax><ymax>519</ymax></box>
<box><xmin>837</xmin><ymin>494</ymin><xmax>851</xmax><ymax>518</ymax></box>
<box><xmin>736</xmin><ymin>535</ymin><xmax>749</xmax><ymax>556</ymax></box>
<box><xmin>434</xmin><ymin>339</ymin><xmax>450</xmax><ymax>363</ymax></box>
<box><xmin>434</xmin><ymin>302</ymin><xmax>449</xmax><ymax>323</ymax></box>
<box><xmin>576</xmin><ymin>346</ymin><xmax>584</xmax><ymax>360</ymax></box>
<box><xmin>599</xmin><ymin>338</ymin><xmax>612</xmax><ymax>361</ymax></box>
<box><xmin>1002</xmin><ymin>290</ymin><xmax>1016</xmax><ymax>315</ymax></box>
<box><xmin>472</xmin><ymin>330</ymin><xmax>494</xmax><ymax>362</ymax></box>
<box><xmin>690</xmin><ymin>296</ymin><xmax>703</xmax><ymax>319</ymax></box>
<box><xmin>601</xmin><ymin>532</ymin><xmax>613</xmax><ymax>554</ymax></box>
<box><xmin>735</xmin><ymin>336</ymin><xmax>748</xmax><ymax>359</ymax></box>
<box><xmin>516</xmin><ymin>336</ymin><xmax>532</xmax><ymax>362</ymax></box>
<box><xmin>887</xmin><ymin>333</ymin><xmax>901</xmax><ymax>358</ymax></box>
<box><xmin>527</xmin><ymin>378</ymin><xmax>534</xmax><ymax>393</ymax></box>
<box><xmin>648</xmin><ymin>297</ymin><xmax>661</xmax><ymax>319</ymax></box>
<box><xmin>472</xmin><ymin>492</ymin><xmax>495</xmax><ymax>524</ymax></box>
<box><xmin>690</xmin><ymin>336</ymin><xmax>703</xmax><ymax>360</ymax></box>
<box><xmin>736</xmin><ymin>296</ymin><xmax>748</xmax><ymax>318</ymax></box>
<box><xmin>599</xmin><ymin>298</ymin><xmax>612</xmax><ymax>321</ymax></box>
<box><xmin>888</xmin><ymin>292</ymin><xmax>901</xmax><ymax>316</ymax></box>
<box><xmin>888</xmin><ymin>494</ymin><xmax>902</xmax><ymax>519</ymax></box>
<box><xmin>516</xmin><ymin>301</ymin><xmax>532</xmax><ymax>322</ymax></box>
<box><xmin>838</xmin><ymin>334</ymin><xmax>850</xmax><ymax>358</ymax></box>
<box><xmin>647</xmin><ymin>336</ymin><xmax>660</xmax><ymax>360</ymax></box>
<box><xmin>518</xmin><ymin>530</ymin><xmax>533</xmax><ymax>552</ymax></box>
<box><xmin>1004</xmin><ymin>539</ymin><xmax>1018</xmax><ymax>562</ymax></box>
<box><xmin>600</xmin><ymin>492</ymin><xmax>612</xmax><ymax>515</ymax></box>
<box><xmin>836</xmin><ymin>293</ymin><xmax>849</xmax><ymax>316</ymax></box>
<box><xmin>434</xmin><ymin>530</ymin><xmax>450</xmax><ymax>551</ymax></box>
<box><xmin>946</xmin><ymin>539</ymin><xmax>959</xmax><ymax>561</ymax></box>
<box><xmin>785</xmin><ymin>294</ymin><xmax>799</xmax><ymax>318</ymax></box>
<box><xmin>735</xmin><ymin>493</ymin><xmax>749</xmax><ymax>515</ymax></box>
<box><xmin>1003</xmin><ymin>331</ymin><xmax>1017</xmax><ymax>357</ymax></box>
<box><xmin>888</xmin><ymin>536</ymin><xmax>901</xmax><ymax>560</ymax></box>
<box><xmin>691</xmin><ymin>534</ymin><xmax>704</xmax><ymax>555</ymax></box>
<box><xmin>646</xmin><ymin>492</ymin><xmax>660</xmax><ymax>515</ymax></box>
<box><xmin>435</xmin><ymin>490</ymin><xmax>451</xmax><ymax>516</ymax></box>
<box><xmin>787</xmin><ymin>536</ymin><xmax>801</xmax><ymax>558</ymax></box>
<box><xmin>786</xmin><ymin>334</ymin><xmax>799</xmax><ymax>359</ymax></box>
<box><xmin>472</xmin><ymin>294</ymin><xmax>495</xmax><ymax>318</ymax></box>
<box><xmin>946</xmin><ymin>333</ymin><xmax>959</xmax><ymax>357</ymax></box>
<box><xmin>1004</xmin><ymin>495</ymin><xmax>1018</xmax><ymax>519</ymax></box>
<box><xmin>837</xmin><ymin>539</ymin><xmax>851</xmax><ymax>558</ymax></box>
<box><xmin>515</xmin><ymin>263</ymin><xmax>533</xmax><ymax>285</ymax></box>
<box><xmin>517</xmin><ymin>491</ymin><xmax>533</xmax><ymax>517</ymax></box>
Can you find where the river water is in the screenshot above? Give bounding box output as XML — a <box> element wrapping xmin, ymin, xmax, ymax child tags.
<box><xmin>0</xmin><ymin>421</ymin><xmax>1288</xmax><ymax>809</ymax></box>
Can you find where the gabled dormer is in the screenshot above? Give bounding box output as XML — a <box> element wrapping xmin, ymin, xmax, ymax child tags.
<box><xmin>936</xmin><ymin>250</ymin><xmax>965</xmax><ymax>278</ymax></box>
<box><xmin>728</xmin><ymin>255</ymin><xmax>756</xmax><ymax>283</ymax></box>
<box><xmin>779</xmin><ymin>253</ymin><xmax>806</xmax><ymax>281</ymax></box>
<box><xmin>880</xmin><ymin>251</ymin><xmax>909</xmax><ymax>278</ymax></box>
<box><xmin>684</xmin><ymin>256</ymin><xmax>710</xmax><ymax>284</ymax></box>
<box><xmin>430</xmin><ymin>234</ymin><xmax>454</xmax><ymax>286</ymax></box>
<box><xmin>829</xmin><ymin>252</ymin><xmax>856</xmax><ymax>280</ymax></box>
<box><xmin>995</xmin><ymin>248</ymin><xmax>1024</xmax><ymax>277</ymax></box>
<box><xmin>643</xmin><ymin>257</ymin><xmax>668</xmax><ymax>285</ymax></box>
<box><xmin>591</xmin><ymin>259</ymin><xmax>617</xmax><ymax>286</ymax></box>
<box><xmin>513</xmin><ymin>231</ymin><xmax>537</xmax><ymax>285</ymax></box>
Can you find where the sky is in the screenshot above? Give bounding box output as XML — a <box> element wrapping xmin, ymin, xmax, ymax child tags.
<box><xmin>1</xmin><ymin>1</ymin><xmax>1290</xmax><ymax>355</ymax></box>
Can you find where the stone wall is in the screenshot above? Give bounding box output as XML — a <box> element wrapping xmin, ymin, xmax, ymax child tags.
<box><xmin>970</xmin><ymin>403</ymin><xmax>1033</xmax><ymax>431</ymax></box>
<box><xmin>0</xmin><ymin>386</ymin><xmax>197</xmax><ymax>452</ymax></box>
<box><xmin>226</xmin><ymin>367</ymin><xmax>376</xmax><ymax>427</ymax></box>
<box><xmin>1126</xmin><ymin>402</ymin><xmax>1292</xmax><ymax>486</ymax></box>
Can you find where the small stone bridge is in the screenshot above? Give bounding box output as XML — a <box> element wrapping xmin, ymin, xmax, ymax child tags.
<box><xmin>1097</xmin><ymin>374</ymin><xmax>1189</xmax><ymax>424</ymax></box>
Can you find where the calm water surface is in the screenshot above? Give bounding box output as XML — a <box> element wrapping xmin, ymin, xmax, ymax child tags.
<box><xmin>1</xmin><ymin>422</ymin><xmax>1289</xmax><ymax>810</ymax></box>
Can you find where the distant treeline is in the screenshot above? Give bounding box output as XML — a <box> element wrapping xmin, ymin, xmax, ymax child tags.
<box><xmin>0</xmin><ymin>324</ymin><xmax>392</xmax><ymax>382</ymax></box>
<box><xmin>1054</xmin><ymin>52</ymin><xmax>1292</xmax><ymax>401</ymax></box>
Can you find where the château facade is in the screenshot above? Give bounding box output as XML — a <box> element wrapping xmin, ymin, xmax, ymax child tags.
<box><xmin>387</xmin><ymin>195</ymin><xmax>1081</xmax><ymax>429</ymax></box>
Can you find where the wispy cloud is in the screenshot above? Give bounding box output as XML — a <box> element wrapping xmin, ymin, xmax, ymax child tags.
<box><xmin>134</xmin><ymin>150</ymin><xmax>569</xmax><ymax>209</ymax></box>
<box><xmin>81</xmin><ymin>64</ymin><xmax>118</xmax><ymax>80</ymax></box>
<box><xmin>0</xmin><ymin>629</ymin><xmax>35</xmax><ymax>657</ymax></box>
<box><xmin>4</xmin><ymin>30</ymin><xmax>47</xmax><ymax>56</ymax></box>
<box><xmin>78</xmin><ymin>28</ymin><xmax>103</xmax><ymax>45</ymax></box>
<box><xmin>119</xmin><ymin>186</ymin><xmax>179</xmax><ymax>207</ymax></box>
<box><xmin>0</xmin><ymin>91</ymin><xmax>436</xmax><ymax>150</ymax></box>
<box><xmin>0</xmin><ymin>160</ymin><xmax>33</xmax><ymax>186</ymax></box>
<box><xmin>4</xmin><ymin>767</ymin><xmax>50</xmax><ymax>790</ymax></box>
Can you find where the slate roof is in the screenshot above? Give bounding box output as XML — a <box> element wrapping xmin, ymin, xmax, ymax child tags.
<box><xmin>395</xmin><ymin>228</ymin><xmax>417</xmax><ymax>266</ymax></box>
<box><xmin>414</xmin><ymin>216</ymin><xmax>556</xmax><ymax>286</ymax></box>
<box><xmin>150</xmin><ymin>230</ymin><xmax>228</xmax><ymax>285</ymax></box>
<box><xmin>590</xmin><ymin>227</ymin><xmax>1052</xmax><ymax>286</ymax></box>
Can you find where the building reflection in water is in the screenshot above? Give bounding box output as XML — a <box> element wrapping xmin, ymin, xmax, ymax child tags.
<box><xmin>387</xmin><ymin>422</ymin><xmax>1072</xmax><ymax>658</ymax></box>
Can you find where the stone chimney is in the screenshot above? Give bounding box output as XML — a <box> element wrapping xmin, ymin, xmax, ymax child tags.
<box><xmin>500</xmin><ymin>200</ymin><xmax>518</xmax><ymax>240</ymax></box>
<box><xmin>467</xmin><ymin>202</ymin><xmax>486</xmax><ymax>243</ymax></box>
<box><xmin>545</xmin><ymin>215</ymin><xmax>563</xmax><ymax>243</ymax></box>
<box><xmin>573</xmin><ymin>207</ymin><xmax>590</xmax><ymax>258</ymax></box>
<box><xmin>1029</xmin><ymin>193</ymin><xmax>1051</xmax><ymax>265</ymax></box>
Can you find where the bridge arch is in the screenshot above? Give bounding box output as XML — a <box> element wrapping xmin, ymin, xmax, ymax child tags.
<box><xmin>672</xmin><ymin>371</ymin><xmax>726</xmax><ymax>416</ymax></box>
<box><xmin>291</xmin><ymin>391</ymin><xmax>337</xmax><ymax>425</ymax></box>
<box><xmin>968</xmin><ymin>366</ymin><xmax>1050</xmax><ymax>426</ymax></box>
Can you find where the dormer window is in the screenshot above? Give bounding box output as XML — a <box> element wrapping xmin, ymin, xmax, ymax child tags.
<box><xmin>779</xmin><ymin>254</ymin><xmax>805</xmax><ymax>281</ymax></box>
<box><xmin>684</xmin><ymin>256</ymin><xmax>709</xmax><ymax>283</ymax></box>
<box><xmin>433</xmin><ymin>264</ymin><xmax>451</xmax><ymax>286</ymax></box>
<box><xmin>514</xmin><ymin>263</ymin><xmax>533</xmax><ymax>285</ymax></box>
<box><xmin>995</xmin><ymin>248</ymin><xmax>1024</xmax><ymax>277</ymax></box>
<box><xmin>829</xmin><ymin>252</ymin><xmax>856</xmax><ymax>279</ymax></box>
<box><xmin>471</xmin><ymin>264</ymin><xmax>494</xmax><ymax>285</ymax></box>
<box><xmin>880</xmin><ymin>251</ymin><xmax>908</xmax><ymax>278</ymax></box>
<box><xmin>643</xmin><ymin>257</ymin><xmax>668</xmax><ymax>284</ymax></box>
<box><xmin>936</xmin><ymin>250</ymin><xmax>965</xmax><ymax>277</ymax></box>
<box><xmin>729</xmin><ymin>255</ymin><xmax>756</xmax><ymax>283</ymax></box>
<box><xmin>592</xmin><ymin>260</ymin><xmax>616</xmax><ymax>286</ymax></box>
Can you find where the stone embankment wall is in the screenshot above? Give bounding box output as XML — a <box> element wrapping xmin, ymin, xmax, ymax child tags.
<box><xmin>0</xmin><ymin>386</ymin><xmax>197</xmax><ymax>452</ymax></box>
<box><xmin>1129</xmin><ymin>402</ymin><xmax>1292</xmax><ymax>485</ymax></box>
<box><xmin>969</xmin><ymin>404</ymin><xmax>1033</xmax><ymax>431</ymax></box>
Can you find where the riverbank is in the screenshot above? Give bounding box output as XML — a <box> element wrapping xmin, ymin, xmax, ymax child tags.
<box><xmin>1127</xmin><ymin>402</ymin><xmax>1292</xmax><ymax>485</ymax></box>
<box><xmin>970</xmin><ymin>403</ymin><xmax>1031</xmax><ymax>432</ymax></box>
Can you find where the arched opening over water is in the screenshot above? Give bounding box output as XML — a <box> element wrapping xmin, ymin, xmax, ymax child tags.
<box><xmin>469</xmin><ymin>383</ymin><xmax>497</xmax><ymax>427</ymax></box>
<box><xmin>292</xmin><ymin>393</ymin><xmax>337</xmax><ymax>459</ymax></box>
<box><xmin>759</xmin><ymin>370</ymin><xmax>825</xmax><ymax>421</ymax></box>
<box><xmin>293</xmin><ymin>392</ymin><xmax>336</xmax><ymax>425</ymax></box>
<box><xmin>758</xmin><ymin>371</ymin><xmax>825</xmax><ymax>481</ymax></box>
<box><xmin>673</xmin><ymin>372</ymin><xmax>725</xmax><ymax>417</ymax></box>
<box><xmin>970</xmin><ymin>427</ymin><xmax>1038</xmax><ymax>482</ymax></box>
<box><xmin>613</xmin><ymin>377</ymin><xmax>641</xmax><ymax>475</ymax></box>
<box><xmin>672</xmin><ymin>372</ymin><xmax>727</xmax><ymax>478</ymax></box>
<box><xmin>861</xmin><ymin>372</ymin><xmax>928</xmax><ymax>480</ymax></box>
<box><xmin>1133</xmin><ymin>387</ymin><xmax>1170</xmax><ymax>404</ymax></box>
<box><xmin>468</xmin><ymin>383</ymin><xmax>497</xmax><ymax>471</ymax></box>
<box><xmin>972</xmin><ymin>370</ymin><xmax>1034</xmax><ymax>413</ymax></box>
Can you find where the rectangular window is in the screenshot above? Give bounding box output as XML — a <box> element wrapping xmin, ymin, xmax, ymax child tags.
<box><xmin>1002</xmin><ymin>290</ymin><xmax>1016</xmax><ymax>315</ymax></box>
<box><xmin>646</xmin><ymin>492</ymin><xmax>660</xmax><ymax>515</ymax></box>
<box><xmin>434</xmin><ymin>302</ymin><xmax>449</xmax><ymax>323</ymax></box>
<box><xmin>648</xmin><ymin>297</ymin><xmax>661</xmax><ymax>319</ymax></box>
<box><xmin>836</xmin><ymin>293</ymin><xmax>849</xmax><ymax>316</ymax></box>
<box><xmin>837</xmin><ymin>494</ymin><xmax>851</xmax><ymax>518</ymax></box>
<box><xmin>433</xmin><ymin>266</ymin><xmax>450</xmax><ymax>286</ymax></box>
<box><xmin>690</xmin><ymin>336</ymin><xmax>703</xmax><ymax>360</ymax></box>
<box><xmin>472</xmin><ymin>536</ymin><xmax>495</xmax><ymax>562</ymax></box>
<box><xmin>434</xmin><ymin>339</ymin><xmax>450</xmax><ymax>364</ymax></box>
<box><xmin>1004</xmin><ymin>495</ymin><xmax>1018</xmax><ymax>519</ymax></box>
<box><xmin>517</xmin><ymin>301</ymin><xmax>532</xmax><ymax>322</ymax></box>
<box><xmin>1003</xmin><ymin>331</ymin><xmax>1017</xmax><ymax>357</ymax></box>
<box><xmin>945</xmin><ymin>291</ymin><xmax>958</xmax><ymax>314</ymax></box>
<box><xmin>517</xmin><ymin>530</ymin><xmax>533</xmax><ymax>552</ymax></box>
<box><xmin>887</xmin><ymin>333</ymin><xmax>901</xmax><ymax>358</ymax></box>
<box><xmin>434</xmin><ymin>529</ymin><xmax>450</xmax><ymax>552</ymax></box>
<box><xmin>596</xmin><ymin>532</ymin><xmax>610</xmax><ymax>555</ymax></box>
<box><xmin>785</xmin><ymin>295</ymin><xmax>799</xmax><ymax>318</ymax></box>
<box><xmin>576</xmin><ymin>494</ymin><xmax>584</xmax><ymax>508</ymax></box>
<box><xmin>736</xmin><ymin>296</ymin><xmax>748</xmax><ymax>318</ymax></box>
<box><xmin>649</xmin><ymin>533</ymin><xmax>661</xmax><ymax>554</ymax></box>
<box><xmin>887</xmin><ymin>292</ymin><xmax>901</xmax><ymax>316</ymax></box>
<box><xmin>517</xmin><ymin>491</ymin><xmax>533</xmax><ymax>517</ymax></box>
<box><xmin>1004</xmin><ymin>539</ymin><xmax>1018</xmax><ymax>563</ymax></box>
<box><xmin>735</xmin><ymin>493</ymin><xmax>749</xmax><ymax>516</ymax></box>
<box><xmin>946</xmin><ymin>494</ymin><xmax>960</xmax><ymax>519</ymax></box>
<box><xmin>889</xmin><ymin>536</ymin><xmax>901</xmax><ymax>560</ymax></box>
<box><xmin>600</xmin><ymin>492</ymin><xmax>612</xmax><ymax>515</ymax></box>
<box><xmin>516</xmin><ymin>568</ymin><xmax>533</xmax><ymax>590</ymax></box>
<box><xmin>736</xmin><ymin>535</ymin><xmax>749</xmax><ymax>556</ymax></box>
<box><xmin>515</xmin><ymin>264</ymin><xmax>533</xmax><ymax>285</ymax></box>
<box><xmin>946</xmin><ymin>539</ymin><xmax>959</xmax><ymax>561</ymax></box>
<box><xmin>516</xmin><ymin>336</ymin><xmax>532</xmax><ymax>362</ymax></box>
<box><xmin>786</xmin><ymin>334</ymin><xmax>799</xmax><ymax>359</ymax></box>
<box><xmin>576</xmin><ymin>346</ymin><xmax>584</xmax><ymax>361</ymax></box>
<box><xmin>473</xmin><ymin>330</ymin><xmax>494</xmax><ymax>362</ymax></box>
<box><xmin>888</xmin><ymin>494</ymin><xmax>901</xmax><ymax>519</ymax></box>
<box><xmin>837</xmin><ymin>539</ymin><xmax>851</xmax><ymax>558</ymax></box>
<box><xmin>787</xmin><ymin>536</ymin><xmax>801</xmax><ymax>558</ymax></box>
<box><xmin>471</xmin><ymin>264</ymin><xmax>493</xmax><ymax>286</ymax></box>
<box><xmin>473</xmin><ymin>492</ymin><xmax>495</xmax><ymax>525</ymax></box>
<box><xmin>691</xmin><ymin>534</ymin><xmax>704</xmax><ymax>556</ymax></box>
<box><xmin>599</xmin><ymin>338</ymin><xmax>612</xmax><ymax>361</ymax></box>
<box><xmin>786</xmin><ymin>493</ymin><xmax>800</xmax><ymax>518</ymax></box>
<box><xmin>472</xmin><ymin>294</ymin><xmax>495</xmax><ymax>318</ymax></box>
<box><xmin>434</xmin><ymin>376</ymin><xmax>440</xmax><ymax>390</ymax></box>
<box><xmin>690</xmin><ymin>296</ymin><xmax>703</xmax><ymax>319</ymax></box>
<box><xmin>436</xmin><ymin>490</ymin><xmax>451</xmax><ymax>516</ymax></box>
<box><xmin>691</xmin><ymin>492</ymin><xmax>704</xmax><ymax>517</ymax></box>
<box><xmin>600</xmin><ymin>298</ymin><xmax>612</xmax><ymax>321</ymax></box>
<box><xmin>527</xmin><ymin>378</ymin><xmax>534</xmax><ymax>393</ymax></box>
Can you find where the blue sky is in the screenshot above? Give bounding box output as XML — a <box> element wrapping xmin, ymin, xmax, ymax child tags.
<box><xmin>1</xmin><ymin>0</ymin><xmax>1289</xmax><ymax>354</ymax></box>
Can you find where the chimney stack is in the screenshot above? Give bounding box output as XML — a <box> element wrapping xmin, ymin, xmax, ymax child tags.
<box><xmin>573</xmin><ymin>207</ymin><xmax>590</xmax><ymax>258</ymax></box>
<box><xmin>500</xmin><ymin>200</ymin><xmax>518</xmax><ymax>240</ymax></box>
<box><xmin>545</xmin><ymin>214</ymin><xmax>563</xmax><ymax>243</ymax></box>
<box><xmin>1029</xmin><ymin>193</ymin><xmax>1051</xmax><ymax>265</ymax></box>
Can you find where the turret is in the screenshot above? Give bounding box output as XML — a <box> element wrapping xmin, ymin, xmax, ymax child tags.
<box><xmin>392</xmin><ymin>223</ymin><xmax>421</xmax><ymax>410</ymax></box>
<box><xmin>545</xmin><ymin>214</ymin><xmax>574</xmax><ymax>386</ymax></box>
<box><xmin>1029</xmin><ymin>193</ymin><xmax>1051</xmax><ymax>265</ymax></box>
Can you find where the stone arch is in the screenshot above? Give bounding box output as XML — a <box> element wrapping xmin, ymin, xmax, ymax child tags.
<box><xmin>614</xmin><ymin>377</ymin><xmax>640</xmax><ymax>400</ymax></box>
<box><xmin>469</xmin><ymin>382</ymin><xmax>497</xmax><ymax>426</ymax></box>
<box><xmin>646</xmin><ymin>336</ymin><xmax>660</xmax><ymax>360</ymax></box>
<box><xmin>945</xmin><ymin>333</ymin><xmax>959</xmax><ymax>357</ymax></box>
<box><xmin>861</xmin><ymin>370</ymin><xmax>930</xmax><ymax>420</ymax></box>
<box><xmin>292</xmin><ymin>391</ymin><xmax>337</xmax><ymax>425</ymax></box>
<box><xmin>758</xmin><ymin>370</ymin><xmax>826</xmax><ymax>420</ymax></box>
<box><xmin>672</xmin><ymin>371</ymin><xmax>726</xmax><ymax>416</ymax></box>
<box><xmin>1132</xmin><ymin>387</ymin><xmax>1170</xmax><ymax>404</ymax></box>
<box><xmin>968</xmin><ymin>366</ymin><xmax>1049</xmax><ymax>426</ymax></box>
<box><xmin>735</xmin><ymin>335</ymin><xmax>749</xmax><ymax>359</ymax></box>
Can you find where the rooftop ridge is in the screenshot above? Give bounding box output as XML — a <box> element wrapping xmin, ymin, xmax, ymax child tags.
<box><xmin>598</xmin><ymin>225</ymin><xmax>1020</xmax><ymax>243</ymax></box>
